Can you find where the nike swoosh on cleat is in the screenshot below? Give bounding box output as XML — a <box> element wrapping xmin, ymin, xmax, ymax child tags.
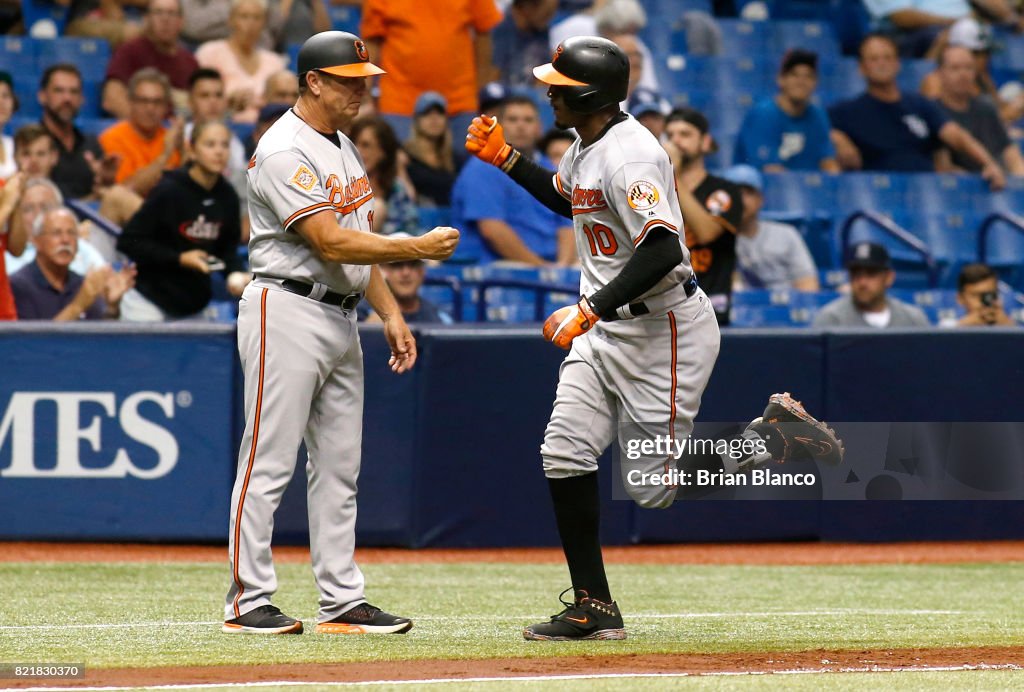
<box><xmin>794</xmin><ymin>436</ymin><xmax>832</xmax><ymax>455</ymax></box>
<box><xmin>565</xmin><ymin>616</ymin><xmax>589</xmax><ymax>624</ymax></box>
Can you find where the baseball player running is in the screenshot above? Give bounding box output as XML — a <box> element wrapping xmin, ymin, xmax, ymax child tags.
<box><xmin>223</xmin><ymin>31</ymin><xmax>459</xmax><ymax>635</ymax></box>
<box><xmin>466</xmin><ymin>36</ymin><xmax>843</xmax><ymax>641</ymax></box>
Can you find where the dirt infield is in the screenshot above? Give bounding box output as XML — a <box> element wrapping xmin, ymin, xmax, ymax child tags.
<box><xmin>4</xmin><ymin>542</ymin><xmax>1023</xmax><ymax>688</ymax></box>
<box><xmin>3</xmin><ymin>540</ymin><xmax>1024</xmax><ymax>565</ymax></box>
<box><xmin>4</xmin><ymin>647</ymin><xmax>1023</xmax><ymax>688</ymax></box>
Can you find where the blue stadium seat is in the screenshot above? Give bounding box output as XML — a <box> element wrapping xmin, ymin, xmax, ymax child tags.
<box><xmin>21</xmin><ymin>0</ymin><xmax>68</xmax><ymax>35</ymax></box>
<box><xmin>834</xmin><ymin>172</ymin><xmax>911</xmax><ymax>218</ymax></box>
<box><xmin>0</xmin><ymin>37</ymin><xmax>39</xmax><ymax>77</ymax></box>
<box><xmin>991</xmin><ymin>27</ymin><xmax>1024</xmax><ymax>71</ymax></box>
<box><xmin>819</xmin><ymin>57</ymin><xmax>862</xmax><ymax>101</ymax></box>
<box><xmin>770</xmin><ymin>21</ymin><xmax>840</xmax><ymax>61</ymax></box>
<box><xmin>417</xmin><ymin>206</ymin><xmax>451</xmax><ymax>234</ymax></box>
<box><xmin>13</xmin><ymin>79</ymin><xmax>42</xmax><ymax>118</ymax></box>
<box><xmin>79</xmin><ymin>79</ymin><xmax>103</xmax><ymax>119</ymax></box>
<box><xmin>77</xmin><ymin>117</ymin><xmax>117</xmax><ymax>136</ymax></box>
<box><xmin>762</xmin><ymin>171</ymin><xmax>837</xmax><ymax>217</ymax></box>
<box><xmin>39</xmin><ymin>38</ymin><xmax>111</xmax><ymax>83</ymax></box>
<box><xmin>714</xmin><ymin>20</ymin><xmax>772</xmax><ymax>59</ymax></box>
<box><xmin>287</xmin><ymin>43</ymin><xmax>301</xmax><ymax>73</ymax></box>
<box><xmin>905</xmin><ymin>174</ymin><xmax>988</xmax><ymax>217</ymax></box>
<box><xmin>327</xmin><ymin>4</ymin><xmax>361</xmax><ymax>33</ymax></box>
<box><xmin>661</xmin><ymin>55</ymin><xmax>773</xmax><ymax>101</ymax></box>
<box><xmin>730</xmin><ymin>304</ymin><xmax>804</xmax><ymax>327</ymax></box>
<box><xmin>897</xmin><ymin>59</ymin><xmax>933</xmax><ymax>95</ymax></box>
<box><xmin>978</xmin><ymin>217</ymin><xmax>1024</xmax><ymax>288</ymax></box>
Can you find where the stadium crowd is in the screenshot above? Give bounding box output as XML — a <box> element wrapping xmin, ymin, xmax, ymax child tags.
<box><xmin>0</xmin><ymin>0</ymin><xmax>1021</xmax><ymax>327</ymax></box>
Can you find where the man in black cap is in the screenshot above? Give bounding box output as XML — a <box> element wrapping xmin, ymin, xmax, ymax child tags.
<box><xmin>734</xmin><ymin>49</ymin><xmax>840</xmax><ymax>173</ymax></box>
<box><xmin>223</xmin><ymin>30</ymin><xmax>459</xmax><ymax>637</ymax></box>
<box><xmin>665</xmin><ymin>106</ymin><xmax>743</xmax><ymax>325</ymax></box>
<box><xmin>813</xmin><ymin>242</ymin><xmax>929</xmax><ymax>328</ymax></box>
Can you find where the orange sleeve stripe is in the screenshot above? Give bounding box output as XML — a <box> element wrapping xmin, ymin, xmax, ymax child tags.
<box><xmin>634</xmin><ymin>219</ymin><xmax>679</xmax><ymax>246</ymax></box>
<box><xmin>283</xmin><ymin>202</ymin><xmax>333</xmax><ymax>229</ymax></box>
<box><xmin>571</xmin><ymin>205</ymin><xmax>609</xmax><ymax>216</ymax></box>
<box><xmin>334</xmin><ymin>193</ymin><xmax>374</xmax><ymax>215</ymax></box>
<box><xmin>554</xmin><ymin>175</ymin><xmax>570</xmax><ymax>200</ymax></box>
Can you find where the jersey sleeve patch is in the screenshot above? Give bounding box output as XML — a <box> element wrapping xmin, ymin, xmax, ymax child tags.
<box><xmin>289</xmin><ymin>164</ymin><xmax>318</xmax><ymax>192</ymax></box>
<box><xmin>626</xmin><ymin>180</ymin><xmax>660</xmax><ymax>212</ymax></box>
<box><xmin>704</xmin><ymin>188</ymin><xmax>733</xmax><ymax>216</ymax></box>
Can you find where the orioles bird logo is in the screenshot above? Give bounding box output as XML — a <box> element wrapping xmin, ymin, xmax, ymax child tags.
<box><xmin>355</xmin><ymin>39</ymin><xmax>368</xmax><ymax>61</ymax></box>
<box><xmin>553</xmin><ymin>44</ymin><xmax>564</xmax><ymax>62</ymax></box>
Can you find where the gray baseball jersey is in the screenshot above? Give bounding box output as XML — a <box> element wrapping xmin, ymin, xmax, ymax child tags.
<box><xmin>736</xmin><ymin>219</ymin><xmax>818</xmax><ymax>290</ymax></box>
<box><xmin>541</xmin><ymin>115</ymin><xmax>720</xmax><ymax>508</ymax></box>
<box><xmin>247</xmin><ymin>109</ymin><xmax>373</xmax><ymax>293</ymax></box>
<box><xmin>226</xmin><ymin>108</ymin><xmax>374</xmax><ymax>624</ymax></box>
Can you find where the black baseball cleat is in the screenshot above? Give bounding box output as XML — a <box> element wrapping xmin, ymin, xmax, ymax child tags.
<box><xmin>523</xmin><ymin>588</ymin><xmax>626</xmax><ymax>641</ymax></box>
<box><xmin>747</xmin><ymin>392</ymin><xmax>844</xmax><ymax>466</ymax></box>
<box><xmin>222</xmin><ymin>604</ymin><xmax>303</xmax><ymax>634</ymax></box>
<box><xmin>315</xmin><ymin>603</ymin><xmax>413</xmax><ymax>634</ymax></box>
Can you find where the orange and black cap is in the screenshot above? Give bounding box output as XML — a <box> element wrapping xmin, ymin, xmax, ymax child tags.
<box><xmin>532</xmin><ymin>36</ymin><xmax>628</xmax><ymax>114</ymax></box>
<box><xmin>298</xmin><ymin>30</ymin><xmax>385</xmax><ymax>79</ymax></box>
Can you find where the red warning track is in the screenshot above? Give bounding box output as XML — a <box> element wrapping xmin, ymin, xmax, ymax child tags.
<box><xmin>2</xmin><ymin>541</ymin><xmax>1024</xmax><ymax>564</ymax></box>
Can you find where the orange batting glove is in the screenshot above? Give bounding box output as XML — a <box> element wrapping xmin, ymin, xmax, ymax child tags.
<box><xmin>465</xmin><ymin>115</ymin><xmax>515</xmax><ymax>169</ymax></box>
<box><xmin>543</xmin><ymin>297</ymin><xmax>599</xmax><ymax>349</ymax></box>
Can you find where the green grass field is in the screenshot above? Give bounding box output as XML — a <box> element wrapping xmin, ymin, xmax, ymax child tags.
<box><xmin>1</xmin><ymin>560</ymin><xmax>1022</xmax><ymax>689</ymax></box>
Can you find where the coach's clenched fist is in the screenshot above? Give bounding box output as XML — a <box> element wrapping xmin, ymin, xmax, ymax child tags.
<box><xmin>415</xmin><ymin>227</ymin><xmax>460</xmax><ymax>260</ymax></box>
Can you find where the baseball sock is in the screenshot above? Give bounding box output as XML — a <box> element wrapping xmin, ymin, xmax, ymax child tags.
<box><xmin>547</xmin><ymin>472</ymin><xmax>612</xmax><ymax>604</ymax></box>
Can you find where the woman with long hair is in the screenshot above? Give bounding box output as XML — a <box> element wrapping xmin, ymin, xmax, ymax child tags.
<box><xmin>117</xmin><ymin>120</ymin><xmax>248</xmax><ymax>321</ymax></box>
<box><xmin>402</xmin><ymin>92</ymin><xmax>461</xmax><ymax>207</ymax></box>
<box><xmin>350</xmin><ymin>116</ymin><xmax>419</xmax><ymax>236</ymax></box>
<box><xmin>195</xmin><ymin>0</ymin><xmax>288</xmax><ymax>123</ymax></box>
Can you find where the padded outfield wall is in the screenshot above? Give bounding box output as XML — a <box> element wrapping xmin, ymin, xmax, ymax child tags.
<box><xmin>0</xmin><ymin>323</ymin><xmax>1021</xmax><ymax>546</ymax></box>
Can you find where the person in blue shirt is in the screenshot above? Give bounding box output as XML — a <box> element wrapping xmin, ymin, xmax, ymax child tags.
<box><xmin>451</xmin><ymin>95</ymin><xmax>574</xmax><ymax>265</ymax></box>
<box><xmin>492</xmin><ymin>0</ymin><xmax>559</xmax><ymax>88</ymax></box>
<box><xmin>733</xmin><ymin>50</ymin><xmax>839</xmax><ymax>173</ymax></box>
<box><xmin>828</xmin><ymin>33</ymin><xmax>1004</xmax><ymax>188</ymax></box>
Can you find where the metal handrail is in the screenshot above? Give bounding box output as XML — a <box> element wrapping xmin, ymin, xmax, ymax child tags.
<box><xmin>977</xmin><ymin>211</ymin><xmax>1024</xmax><ymax>264</ymax></box>
<box><xmin>839</xmin><ymin>210</ymin><xmax>938</xmax><ymax>287</ymax></box>
<box><xmin>66</xmin><ymin>199</ymin><xmax>121</xmax><ymax>239</ymax></box>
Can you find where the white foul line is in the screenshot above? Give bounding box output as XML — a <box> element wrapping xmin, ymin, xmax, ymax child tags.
<box><xmin>0</xmin><ymin>610</ymin><xmax>963</xmax><ymax>632</ymax></box>
<box><xmin>4</xmin><ymin>663</ymin><xmax>1022</xmax><ymax>692</ymax></box>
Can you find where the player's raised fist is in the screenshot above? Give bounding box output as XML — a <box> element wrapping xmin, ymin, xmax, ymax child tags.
<box><xmin>465</xmin><ymin>115</ymin><xmax>512</xmax><ymax>168</ymax></box>
<box><xmin>543</xmin><ymin>297</ymin><xmax>599</xmax><ymax>349</ymax></box>
<box><xmin>416</xmin><ymin>227</ymin><xmax>460</xmax><ymax>260</ymax></box>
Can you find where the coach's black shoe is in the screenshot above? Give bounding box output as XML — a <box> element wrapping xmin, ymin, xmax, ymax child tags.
<box><xmin>222</xmin><ymin>604</ymin><xmax>303</xmax><ymax>634</ymax></box>
<box><xmin>523</xmin><ymin>588</ymin><xmax>626</xmax><ymax>641</ymax></box>
<box><xmin>315</xmin><ymin>603</ymin><xmax>413</xmax><ymax>634</ymax></box>
<box><xmin>747</xmin><ymin>392</ymin><xmax>844</xmax><ymax>466</ymax></box>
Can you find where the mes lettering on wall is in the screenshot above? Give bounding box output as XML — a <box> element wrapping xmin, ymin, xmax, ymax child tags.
<box><xmin>0</xmin><ymin>392</ymin><xmax>180</xmax><ymax>479</ymax></box>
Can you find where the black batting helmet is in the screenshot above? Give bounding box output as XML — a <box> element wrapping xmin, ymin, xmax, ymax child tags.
<box><xmin>533</xmin><ymin>36</ymin><xmax>629</xmax><ymax>114</ymax></box>
<box><xmin>298</xmin><ymin>31</ymin><xmax>385</xmax><ymax>80</ymax></box>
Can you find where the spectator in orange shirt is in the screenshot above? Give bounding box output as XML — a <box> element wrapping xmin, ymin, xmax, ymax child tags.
<box><xmin>361</xmin><ymin>0</ymin><xmax>503</xmax><ymax>142</ymax></box>
<box><xmin>99</xmin><ymin>68</ymin><xmax>184</xmax><ymax>197</ymax></box>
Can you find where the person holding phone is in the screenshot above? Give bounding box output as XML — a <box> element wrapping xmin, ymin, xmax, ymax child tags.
<box><xmin>117</xmin><ymin>120</ymin><xmax>248</xmax><ymax>321</ymax></box>
<box><xmin>956</xmin><ymin>263</ymin><xmax>1017</xmax><ymax>327</ymax></box>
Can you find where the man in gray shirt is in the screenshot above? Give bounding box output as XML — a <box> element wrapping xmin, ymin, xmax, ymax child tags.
<box><xmin>934</xmin><ymin>45</ymin><xmax>1024</xmax><ymax>175</ymax></box>
<box><xmin>722</xmin><ymin>165</ymin><xmax>819</xmax><ymax>292</ymax></box>
<box><xmin>813</xmin><ymin>242</ymin><xmax>930</xmax><ymax>328</ymax></box>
